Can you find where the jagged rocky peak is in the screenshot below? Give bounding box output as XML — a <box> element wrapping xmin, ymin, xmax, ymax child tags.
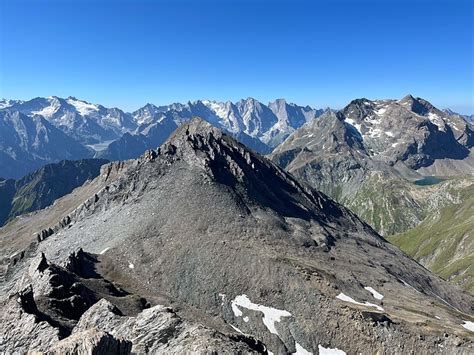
<box><xmin>150</xmin><ymin>117</ymin><xmax>322</xmax><ymax>205</ymax></box>
<box><xmin>398</xmin><ymin>94</ymin><xmax>435</xmax><ymax>115</ymax></box>
<box><xmin>270</xmin><ymin>94</ymin><xmax>474</xmax><ymax>239</ymax></box>
<box><xmin>157</xmin><ymin>117</ymin><xmax>326</xmax><ymax>193</ymax></box>
<box><xmin>342</xmin><ymin>98</ymin><xmax>376</xmax><ymax>118</ymax></box>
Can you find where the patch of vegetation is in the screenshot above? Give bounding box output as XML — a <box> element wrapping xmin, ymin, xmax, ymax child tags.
<box><xmin>389</xmin><ymin>180</ymin><xmax>474</xmax><ymax>294</ymax></box>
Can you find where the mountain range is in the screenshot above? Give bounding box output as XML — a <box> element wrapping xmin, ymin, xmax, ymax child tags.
<box><xmin>0</xmin><ymin>110</ymin><xmax>92</xmax><ymax>179</ymax></box>
<box><xmin>0</xmin><ymin>119</ymin><xmax>472</xmax><ymax>353</ymax></box>
<box><xmin>0</xmin><ymin>96</ymin><xmax>327</xmax><ymax>175</ymax></box>
<box><xmin>270</xmin><ymin>95</ymin><xmax>474</xmax><ymax>292</ymax></box>
<box><xmin>271</xmin><ymin>96</ymin><xmax>474</xmax><ymax>226</ymax></box>
<box><xmin>1</xmin><ymin>94</ymin><xmax>473</xmax><ymax>293</ymax></box>
<box><xmin>1</xmin><ymin>95</ymin><xmax>471</xmax><ymax>179</ymax></box>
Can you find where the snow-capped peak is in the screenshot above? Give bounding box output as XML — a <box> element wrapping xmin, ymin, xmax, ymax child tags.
<box><xmin>66</xmin><ymin>97</ymin><xmax>99</xmax><ymax>116</ymax></box>
<box><xmin>31</xmin><ymin>97</ymin><xmax>62</xmax><ymax>118</ymax></box>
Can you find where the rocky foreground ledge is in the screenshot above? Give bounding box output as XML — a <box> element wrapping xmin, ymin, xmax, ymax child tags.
<box><xmin>0</xmin><ymin>250</ymin><xmax>265</xmax><ymax>353</ymax></box>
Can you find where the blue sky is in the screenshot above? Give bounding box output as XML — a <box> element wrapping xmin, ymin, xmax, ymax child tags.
<box><xmin>1</xmin><ymin>0</ymin><xmax>473</xmax><ymax>113</ymax></box>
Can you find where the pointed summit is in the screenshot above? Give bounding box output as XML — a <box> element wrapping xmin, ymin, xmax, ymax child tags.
<box><xmin>165</xmin><ymin>116</ymin><xmax>221</xmax><ymax>144</ymax></box>
<box><xmin>398</xmin><ymin>94</ymin><xmax>434</xmax><ymax>115</ymax></box>
<box><xmin>399</xmin><ymin>94</ymin><xmax>415</xmax><ymax>103</ymax></box>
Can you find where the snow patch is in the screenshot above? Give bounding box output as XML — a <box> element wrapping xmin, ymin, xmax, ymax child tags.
<box><xmin>336</xmin><ymin>293</ymin><xmax>384</xmax><ymax>312</ymax></box>
<box><xmin>128</xmin><ymin>262</ymin><xmax>135</xmax><ymax>269</ymax></box>
<box><xmin>375</xmin><ymin>108</ymin><xmax>387</xmax><ymax>116</ymax></box>
<box><xmin>293</xmin><ymin>342</ymin><xmax>312</xmax><ymax>355</ymax></box>
<box><xmin>345</xmin><ymin>118</ymin><xmax>363</xmax><ymax>136</ymax></box>
<box><xmin>462</xmin><ymin>321</ymin><xmax>474</xmax><ymax>332</ymax></box>
<box><xmin>427</xmin><ymin>112</ymin><xmax>444</xmax><ymax>130</ymax></box>
<box><xmin>230</xmin><ymin>324</ymin><xmax>244</xmax><ymax>334</ymax></box>
<box><xmin>365</xmin><ymin>114</ymin><xmax>382</xmax><ymax>125</ymax></box>
<box><xmin>99</xmin><ymin>247</ymin><xmax>110</xmax><ymax>255</ymax></box>
<box><xmin>66</xmin><ymin>98</ymin><xmax>99</xmax><ymax>116</ymax></box>
<box><xmin>231</xmin><ymin>294</ymin><xmax>291</xmax><ymax>335</ymax></box>
<box><xmin>385</xmin><ymin>131</ymin><xmax>394</xmax><ymax>137</ymax></box>
<box><xmin>0</xmin><ymin>99</ymin><xmax>15</xmax><ymax>109</ymax></box>
<box><xmin>31</xmin><ymin>100</ymin><xmax>60</xmax><ymax>117</ymax></box>
<box><xmin>318</xmin><ymin>344</ymin><xmax>346</xmax><ymax>355</ymax></box>
<box><xmin>364</xmin><ymin>286</ymin><xmax>384</xmax><ymax>300</ymax></box>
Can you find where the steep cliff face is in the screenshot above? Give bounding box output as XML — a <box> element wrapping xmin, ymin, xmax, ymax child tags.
<box><xmin>0</xmin><ymin>119</ymin><xmax>473</xmax><ymax>354</ymax></box>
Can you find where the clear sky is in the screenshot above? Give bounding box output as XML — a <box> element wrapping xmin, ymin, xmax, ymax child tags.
<box><xmin>1</xmin><ymin>0</ymin><xmax>473</xmax><ymax>113</ymax></box>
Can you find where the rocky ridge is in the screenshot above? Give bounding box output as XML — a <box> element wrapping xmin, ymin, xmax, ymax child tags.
<box><xmin>0</xmin><ymin>118</ymin><xmax>473</xmax><ymax>353</ymax></box>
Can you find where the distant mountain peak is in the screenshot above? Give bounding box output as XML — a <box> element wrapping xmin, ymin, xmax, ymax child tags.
<box><xmin>397</xmin><ymin>94</ymin><xmax>434</xmax><ymax>115</ymax></box>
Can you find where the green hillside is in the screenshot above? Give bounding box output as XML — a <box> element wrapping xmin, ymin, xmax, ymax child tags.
<box><xmin>389</xmin><ymin>179</ymin><xmax>474</xmax><ymax>294</ymax></box>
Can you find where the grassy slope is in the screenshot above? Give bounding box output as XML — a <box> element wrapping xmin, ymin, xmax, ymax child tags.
<box><xmin>343</xmin><ymin>174</ymin><xmax>429</xmax><ymax>236</ymax></box>
<box><xmin>389</xmin><ymin>180</ymin><xmax>474</xmax><ymax>294</ymax></box>
<box><xmin>338</xmin><ymin>173</ymin><xmax>470</xmax><ymax>236</ymax></box>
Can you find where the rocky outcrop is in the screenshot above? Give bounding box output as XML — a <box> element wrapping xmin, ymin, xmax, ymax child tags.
<box><xmin>0</xmin><ymin>251</ymin><xmax>262</xmax><ymax>353</ymax></box>
<box><xmin>74</xmin><ymin>299</ymin><xmax>264</xmax><ymax>354</ymax></box>
<box><xmin>46</xmin><ymin>328</ymin><xmax>132</xmax><ymax>354</ymax></box>
<box><xmin>0</xmin><ymin>287</ymin><xmax>61</xmax><ymax>352</ymax></box>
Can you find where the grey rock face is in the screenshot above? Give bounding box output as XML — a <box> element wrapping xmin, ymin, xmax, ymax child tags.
<box><xmin>47</xmin><ymin>328</ymin><xmax>132</xmax><ymax>355</ymax></box>
<box><xmin>273</xmin><ymin>96</ymin><xmax>473</xmax><ymax>175</ymax></box>
<box><xmin>75</xmin><ymin>299</ymin><xmax>263</xmax><ymax>354</ymax></box>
